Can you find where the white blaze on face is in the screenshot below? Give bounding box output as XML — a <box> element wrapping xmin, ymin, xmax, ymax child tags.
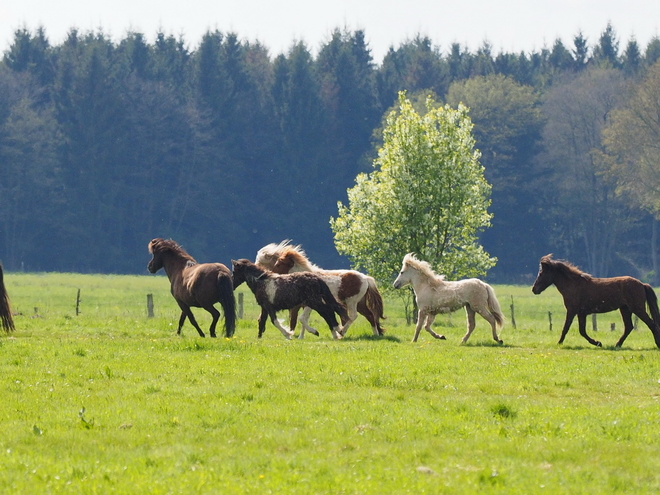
<box><xmin>265</xmin><ymin>279</ymin><xmax>278</xmax><ymax>304</ymax></box>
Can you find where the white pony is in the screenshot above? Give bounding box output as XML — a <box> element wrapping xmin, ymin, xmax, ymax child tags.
<box><xmin>393</xmin><ymin>253</ymin><xmax>504</xmax><ymax>344</ymax></box>
<box><xmin>256</xmin><ymin>241</ymin><xmax>386</xmax><ymax>338</ymax></box>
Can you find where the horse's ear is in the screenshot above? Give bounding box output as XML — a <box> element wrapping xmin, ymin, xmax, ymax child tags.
<box><xmin>540</xmin><ymin>254</ymin><xmax>553</xmax><ymax>265</ymax></box>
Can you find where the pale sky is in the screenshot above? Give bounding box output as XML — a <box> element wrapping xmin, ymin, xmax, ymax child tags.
<box><xmin>2</xmin><ymin>0</ymin><xmax>660</xmax><ymax>63</ymax></box>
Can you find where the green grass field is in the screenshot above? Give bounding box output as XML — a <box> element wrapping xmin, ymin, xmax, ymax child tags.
<box><xmin>2</xmin><ymin>272</ymin><xmax>660</xmax><ymax>493</ymax></box>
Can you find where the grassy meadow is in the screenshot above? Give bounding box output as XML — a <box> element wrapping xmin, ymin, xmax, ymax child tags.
<box><xmin>1</xmin><ymin>272</ymin><xmax>660</xmax><ymax>493</ymax></box>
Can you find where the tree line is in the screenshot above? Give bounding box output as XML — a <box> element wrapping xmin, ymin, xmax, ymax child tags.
<box><xmin>1</xmin><ymin>23</ymin><xmax>659</xmax><ymax>282</ymax></box>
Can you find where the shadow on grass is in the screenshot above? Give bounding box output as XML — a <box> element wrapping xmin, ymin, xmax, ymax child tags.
<box><xmin>460</xmin><ymin>341</ymin><xmax>515</xmax><ymax>348</ymax></box>
<box><xmin>342</xmin><ymin>334</ymin><xmax>402</xmax><ymax>343</ymax></box>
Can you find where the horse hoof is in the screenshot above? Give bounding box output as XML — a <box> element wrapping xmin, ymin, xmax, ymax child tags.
<box><xmin>595</xmin><ymin>341</ymin><xmax>602</xmax><ymax>347</ymax></box>
<box><xmin>438</xmin><ymin>335</ymin><xmax>446</xmax><ymax>340</ymax></box>
<box><xmin>497</xmin><ymin>340</ymin><xmax>503</xmax><ymax>345</ymax></box>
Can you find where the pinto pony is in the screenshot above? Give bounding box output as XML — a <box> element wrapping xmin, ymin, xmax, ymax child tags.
<box><xmin>256</xmin><ymin>241</ymin><xmax>385</xmax><ymax>338</ymax></box>
<box><xmin>393</xmin><ymin>253</ymin><xmax>504</xmax><ymax>344</ymax></box>
<box><xmin>0</xmin><ymin>263</ymin><xmax>15</xmax><ymax>333</ymax></box>
<box><xmin>231</xmin><ymin>258</ymin><xmax>348</xmax><ymax>340</ymax></box>
<box><xmin>147</xmin><ymin>238</ymin><xmax>236</xmax><ymax>338</ymax></box>
<box><xmin>532</xmin><ymin>254</ymin><xmax>660</xmax><ymax>348</ymax></box>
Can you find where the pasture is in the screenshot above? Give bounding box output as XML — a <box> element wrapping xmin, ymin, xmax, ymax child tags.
<box><xmin>1</xmin><ymin>272</ymin><xmax>660</xmax><ymax>493</ymax></box>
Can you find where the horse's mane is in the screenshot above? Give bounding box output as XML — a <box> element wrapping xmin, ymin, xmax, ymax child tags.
<box><xmin>148</xmin><ymin>238</ymin><xmax>196</xmax><ymax>264</ymax></box>
<box><xmin>541</xmin><ymin>254</ymin><xmax>592</xmax><ymax>281</ymax></box>
<box><xmin>402</xmin><ymin>253</ymin><xmax>446</xmax><ymax>286</ymax></box>
<box><xmin>278</xmin><ymin>246</ymin><xmax>319</xmax><ymax>271</ymax></box>
<box><xmin>256</xmin><ymin>240</ymin><xmax>294</xmax><ymax>267</ymax></box>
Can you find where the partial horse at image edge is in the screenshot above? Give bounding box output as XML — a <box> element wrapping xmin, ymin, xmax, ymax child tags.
<box><xmin>532</xmin><ymin>254</ymin><xmax>660</xmax><ymax>348</ymax></box>
<box><xmin>393</xmin><ymin>253</ymin><xmax>504</xmax><ymax>344</ymax></box>
<box><xmin>0</xmin><ymin>263</ymin><xmax>15</xmax><ymax>333</ymax></box>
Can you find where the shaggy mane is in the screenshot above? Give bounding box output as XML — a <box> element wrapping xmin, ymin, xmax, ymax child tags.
<box><xmin>148</xmin><ymin>238</ymin><xmax>196</xmax><ymax>264</ymax></box>
<box><xmin>279</xmin><ymin>246</ymin><xmax>319</xmax><ymax>271</ymax></box>
<box><xmin>256</xmin><ymin>240</ymin><xmax>294</xmax><ymax>267</ymax></box>
<box><xmin>402</xmin><ymin>253</ymin><xmax>446</xmax><ymax>287</ymax></box>
<box><xmin>541</xmin><ymin>254</ymin><xmax>592</xmax><ymax>281</ymax></box>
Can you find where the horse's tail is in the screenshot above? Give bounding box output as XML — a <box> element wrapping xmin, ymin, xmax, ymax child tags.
<box><xmin>0</xmin><ymin>263</ymin><xmax>15</xmax><ymax>333</ymax></box>
<box><xmin>319</xmin><ymin>279</ymin><xmax>348</xmax><ymax>320</ymax></box>
<box><xmin>485</xmin><ymin>283</ymin><xmax>505</xmax><ymax>329</ymax></box>
<box><xmin>644</xmin><ymin>284</ymin><xmax>660</xmax><ymax>328</ymax></box>
<box><xmin>365</xmin><ymin>277</ymin><xmax>386</xmax><ymax>334</ymax></box>
<box><xmin>218</xmin><ymin>274</ymin><xmax>237</xmax><ymax>338</ymax></box>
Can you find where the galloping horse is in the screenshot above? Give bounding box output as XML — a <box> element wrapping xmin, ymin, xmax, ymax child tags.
<box><xmin>393</xmin><ymin>253</ymin><xmax>504</xmax><ymax>344</ymax></box>
<box><xmin>147</xmin><ymin>238</ymin><xmax>236</xmax><ymax>338</ymax></box>
<box><xmin>0</xmin><ymin>263</ymin><xmax>15</xmax><ymax>333</ymax></box>
<box><xmin>231</xmin><ymin>258</ymin><xmax>348</xmax><ymax>340</ymax></box>
<box><xmin>256</xmin><ymin>241</ymin><xmax>385</xmax><ymax>338</ymax></box>
<box><xmin>532</xmin><ymin>254</ymin><xmax>660</xmax><ymax>348</ymax></box>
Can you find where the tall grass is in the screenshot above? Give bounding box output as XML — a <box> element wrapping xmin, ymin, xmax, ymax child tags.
<box><xmin>1</xmin><ymin>273</ymin><xmax>660</xmax><ymax>493</ymax></box>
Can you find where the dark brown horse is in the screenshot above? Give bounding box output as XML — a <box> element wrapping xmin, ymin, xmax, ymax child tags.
<box><xmin>231</xmin><ymin>258</ymin><xmax>348</xmax><ymax>339</ymax></box>
<box><xmin>147</xmin><ymin>238</ymin><xmax>236</xmax><ymax>338</ymax></box>
<box><xmin>532</xmin><ymin>254</ymin><xmax>660</xmax><ymax>348</ymax></box>
<box><xmin>0</xmin><ymin>263</ymin><xmax>15</xmax><ymax>333</ymax></box>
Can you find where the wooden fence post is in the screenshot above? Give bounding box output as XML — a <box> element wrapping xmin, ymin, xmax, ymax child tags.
<box><xmin>147</xmin><ymin>294</ymin><xmax>154</xmax><ymax>318</ymax></box>
<box><xmin>238</xmin><ymin>293</ymin><xmax>244</xmax><ymax>319</ymax></box>
<box><xmin>592</xmin><ymin>313</ymin><xmax>597</xmax><ymax>332</ymax></box>
<box><xmin>509</xmin><ymin>295</ymin><xmax>517</xmax><ymax>329</ymax></box>
<box><xmin>75</xmin><ymin>289</ymin><xmax>81</xmax><ymax>316</ymax></box>
<box><xmin>548</xmin><ymin>312</ymin><xmax>552</xmax><ymax>331</ymax></box>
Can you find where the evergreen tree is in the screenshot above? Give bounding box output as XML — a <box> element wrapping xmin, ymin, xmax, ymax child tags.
<box><xmin>592</xmin><ymin>22</ymin><xmax>620</xmax><ymax>68</ymax></box>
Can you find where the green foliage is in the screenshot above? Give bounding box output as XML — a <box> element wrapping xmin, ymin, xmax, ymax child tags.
<box><xmin>331</xmin><ymin>92</ymin><xmax>495</xmax><ymax>286</ymax></box>
<box><xmin>2</xmin><ymin>273</ymin><xmax>660</xmax><ymax>493</ymax></box>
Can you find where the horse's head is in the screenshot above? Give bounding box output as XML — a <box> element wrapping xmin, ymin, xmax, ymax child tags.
<box><xmin>255</xmin><ymin>240</ymin><xmax>292</xmax><ymax>269</ymax></box>
<box><xmin>147</xmin><ymin>238</ymin><xmax>195</xmax><ymax>274</ymax></box>
<box><xmin>531</xmin><ymin>254</ymin><xmax>554</xmax><ymax>294</ymax></box>
<box><xmin>272</xmin><ymin>253</ymin><xmax>295</xmax><ymax>274</ymax></box>
<box><xmin>232</xmin><ymin>259</ymin><xmax>267</xmax><ymax>288</ymax></box>
<box><xmin>147</xmin><ymin>238</ymin><xmax>166</xmax><ymax>273</ymax></box>
<box><xmin>393</xmin><ymin>253</ymin><xmax>416</xmax><ymax>289</ymax></box>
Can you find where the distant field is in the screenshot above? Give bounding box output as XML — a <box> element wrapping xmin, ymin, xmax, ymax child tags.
<box><xmin>1</xmin><ymin>272</ymin><xmax>660</xmax><ymax>493</ymax></box>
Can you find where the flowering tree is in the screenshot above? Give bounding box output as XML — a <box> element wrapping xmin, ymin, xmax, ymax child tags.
<box><xmin>331</xmin><ymin>92</ymin><xmax>495</xmax><ymax>290</ymax></box>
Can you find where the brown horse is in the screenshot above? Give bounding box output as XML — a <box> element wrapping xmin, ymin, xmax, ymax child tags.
<box><xmin>0</xmin><ymin>263</ymin><xmax>15</xmax><ymax>333</ymax></box>
<box><xmin>256</xmin><ymin>241</ymin><xmax>385</xmax><ymax>338</ymax></box>
<box><xmin>532</xmin><ymin>254</ymin><xmax>660</xmax><ymax>348</ymax></box>
<box><xmin>231</xmin><ymin>258</ymin><xmax>348</xmax><ymax>339</ymax></box>
<box><xmin>147</xmin><ymin>238</ymin><xmax>236</xmax><ymax>338</ymax></box>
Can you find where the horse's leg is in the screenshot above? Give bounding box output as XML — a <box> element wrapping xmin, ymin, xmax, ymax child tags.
<box><xmin>297</xmin><ymin>307</ymin><xmax>317</xmax><ymax>339</ymax></box>
<box><xmin>312</xmin><ymin>304</ymin><xmax>343</xmax><ymax>340</ymax></box>
<box><xmin>424</xmin><ymin>314</ymin><xmax>445</xmax><ymax>340</ymax></box>
<box><xmin>474</xmin><ymin>306</ymin><xmax>503</xmax><ymax>344</ymax></box>
<box><xmin>176</xmin><ymin>311</ymin><xmax>187</xmax><ymax>335</ymax></box>
<box><xmin>412</xmin><ymin>309</ymin><xmax>426</xmax><ymax>342</ymax></box>
<box><xmin>577</xmin><ymin>313</ymin><xmax>602</xmax><ymax>347</ymax></box>
<box><xmin>177</xmin><ymin>303</ymin><xmax>205</xmax><ymax>337</ymax></box>
<box><xmin>557</xmin><ymin>312</ymin><xmax>576</xmax><ymax>344</ymax></box>
<box><xmin>299</xmin><ymin>306</ymin><xmax>319</xmax><ymax>338</ymax></box>
<box><xmin>629</xmin><ymin>307</ymin><xmax>660</xmax><ymax>346</ymax></box>
<box><xmin>615</xmin><ymin>307</ymin><xmax>635</xmax><ymax>347</ymax></box>
<box><xmin>357</xmin><ymin>299</ymin><xmax>379</xmax><ymax>336</ymax></box>
<box><xmin>289</xmin><ymin>305</ymin><xmax>300</xmax><ymax>332</ymax></box>
<box><xmin>268</xmin><ymin>310</ymin><xmax>294</xmax><ymax>339</ymax></box>
<box><xmin>204</xmin><ymin>305</ymin><xmax>221</xmax><ymax>338</ymax></box>
<box><xmin>338</xmin><ymin>299</ymin><xmax>359</xmax><ymax>336</ymax></box>
<box><xmin>258</xmin><ymin>308</ymin><xmax>268</xmax><ymax>338</ymax></box>
<box><xmin>461</xmin><ymin>306</ymin><xmax>477</xmax><ymax>344</ymax></box>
